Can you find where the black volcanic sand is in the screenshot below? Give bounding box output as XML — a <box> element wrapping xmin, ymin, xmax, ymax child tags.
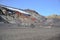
<box><xmin>0</xmin><ymin>24</ymin><xmax>60</xmax><ymax>40</ymax></box>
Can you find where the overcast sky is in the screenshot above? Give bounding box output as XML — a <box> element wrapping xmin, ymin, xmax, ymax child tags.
<box><xmin>0</xmin><ymin>0</ymin><xmax>60</xmax><ymax>16</ymax></box>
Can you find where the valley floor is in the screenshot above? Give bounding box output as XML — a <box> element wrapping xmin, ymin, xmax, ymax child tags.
<box><xmin>0</xmin><ymin>25</ymin><xmax>60</xmax><ymax>40</ymax></box>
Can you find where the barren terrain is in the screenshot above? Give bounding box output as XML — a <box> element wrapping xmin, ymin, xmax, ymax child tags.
<box><xmin>0</xmin><ymin>24</ymin><xmax>60</xmax><ymax>40</ymax></box>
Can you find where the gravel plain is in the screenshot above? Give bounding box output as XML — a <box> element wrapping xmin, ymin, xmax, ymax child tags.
<box><xmin>0</xmin><ymin>24</ymin><xmax>60</xmax><ymax>40</ymax></box>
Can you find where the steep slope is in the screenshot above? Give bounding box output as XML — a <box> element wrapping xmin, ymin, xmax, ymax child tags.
<box><xmin>0</xmin><ymin>15</ymin><xmax>9</xmax><ymax>23</ymax></box>
<box><xmin>24</xmin><ymin>9</ymin><xmax>46</xmax><ymax>23</ymax></box>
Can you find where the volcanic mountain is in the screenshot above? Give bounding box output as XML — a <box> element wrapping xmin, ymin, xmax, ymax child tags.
<box><xmin>0</xmin><ymin>4</ymin><xmax>60</xmax><ymax>27</ymax></box>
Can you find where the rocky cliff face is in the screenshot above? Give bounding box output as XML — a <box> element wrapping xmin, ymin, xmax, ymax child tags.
<box><xmin>24</xmin><ymin>9</ymin><xmax>46</xmax><ymax>23</ymax></box>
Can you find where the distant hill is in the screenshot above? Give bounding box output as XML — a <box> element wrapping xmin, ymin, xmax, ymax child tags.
<box><xmin>44</xmin><ymin>14</ymin><xmax>60</xmax><ymax>27</ymax></box>
<box><xmin>46</xmin><ymin>14</ymin><xmax>60</xmax><ymax>19</ymax></box>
